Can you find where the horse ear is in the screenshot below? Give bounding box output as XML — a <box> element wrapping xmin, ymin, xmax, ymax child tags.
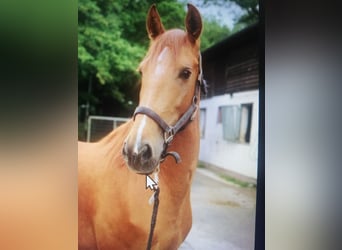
<box><xmin>185</xmin><ymin>4</ymin><xmax>202</xmax><ymax>43</ymax></box>
<box><xmin>146</xmin><ymin>4</ymin><xmax>165</xmax><ymax>40</ymax></box>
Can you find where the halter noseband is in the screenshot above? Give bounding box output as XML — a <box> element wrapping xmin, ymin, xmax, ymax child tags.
<box><xmin>133</xmin><ymin>53</ymin><xmax>207</xmax><ymax>164</ymax></box>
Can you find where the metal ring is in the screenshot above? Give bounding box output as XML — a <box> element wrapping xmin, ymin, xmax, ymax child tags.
<box><xmin>193</xmin><ymin>95</ymin><xmax>198</xmax><ymax>104</ymax></box>
<box><xmin>164</xmin><ymin>128</ymin><xmax>174</xmax><ymax>144</ymax></box>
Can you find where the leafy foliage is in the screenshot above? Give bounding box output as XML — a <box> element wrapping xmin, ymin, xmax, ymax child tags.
<box><xmin>201</xmin><ymin>17</ymin><xmax>230</xmax><ymax>50</ymax></box>
<box><xmin>78</xmin><ymin>0</ymin><xmax>144</xmax><ymax>108</ymax></box>
<box><xmin>231</xmin><ymin>0</ymin><xmax>258</xmax><ymax>26</ymax></box>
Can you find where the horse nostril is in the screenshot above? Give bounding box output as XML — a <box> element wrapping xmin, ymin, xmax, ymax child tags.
<box><xmin>131</xmin><ymin>152</ymin><xmax>138</xmax><ymax>165</ymax></box>
<box><xmin>140</xmin><ymin>144</ymin><xmax>152</xmax><ymax>161</ymax></box>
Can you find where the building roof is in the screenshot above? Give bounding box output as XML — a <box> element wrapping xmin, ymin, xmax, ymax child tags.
<box><xmin>202</xmin><ymin>22</ymin><xmax>259</xmax><ymax>61</ymax></box>
<box><xmin>201</xmin><ymin>22</ymin><xmax>259</xmax><ymax>96</ymax></box>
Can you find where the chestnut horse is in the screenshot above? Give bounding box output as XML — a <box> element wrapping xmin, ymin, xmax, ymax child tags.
<box><xmin>79</xmin><ymin>4</ymin><xmax>206</xmax><ymax>250</ymax></box>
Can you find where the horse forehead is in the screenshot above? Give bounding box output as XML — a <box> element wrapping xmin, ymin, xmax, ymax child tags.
<box><xmin>157</xmin><ymin>47</ymin><xmax>170</xmax><ymax>63</ymax></box>
<box><xmin>152</xmin><ymin>47</ymin><xmax>172</xmax><ymax>77</ymax></box>
<box><xmin>154</xmin><ymin>46</ymin><xmax>196</xmax><ymax>68</ymax></box>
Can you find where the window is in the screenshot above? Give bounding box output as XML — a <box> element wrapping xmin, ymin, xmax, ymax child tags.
<box><xmin>200</xmin><ymin>108</ymin><xmax>206</xmax><ymax>138</ymax></box>
<box><xmin>220</xmin><ymin>103</ymin><xmax>253</xmax><ymax>143</ymax></box>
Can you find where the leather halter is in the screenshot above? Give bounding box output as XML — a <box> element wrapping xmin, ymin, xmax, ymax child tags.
<box><xmin>133</xmin><ymin>53</ymin><xmax>207</xmax><ymax>164</ymax></box>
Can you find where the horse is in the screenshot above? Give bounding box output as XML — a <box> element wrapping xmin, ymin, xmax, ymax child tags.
<box><xmin>78</xmin><ymin>4</ymin><xmax>206</xmax><ymax>249</ymax></box>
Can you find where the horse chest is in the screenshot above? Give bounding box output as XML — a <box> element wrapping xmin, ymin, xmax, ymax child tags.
<box><xmin>91</xmin><ymin>180</ymin><xmax>191</xmax><ymax>250</ymax></box>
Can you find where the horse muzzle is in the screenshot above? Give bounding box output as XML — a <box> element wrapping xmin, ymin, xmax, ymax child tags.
<box><xmin>122</xmin><ymin>139</ymin><xmax>161</xmax><ymax>175</ymax></box>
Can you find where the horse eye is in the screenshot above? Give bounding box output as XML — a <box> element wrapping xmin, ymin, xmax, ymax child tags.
<box><xmin>179</xmin><ymin>69</ymin><xmax>191</xmax><ymax>80</ymax></box>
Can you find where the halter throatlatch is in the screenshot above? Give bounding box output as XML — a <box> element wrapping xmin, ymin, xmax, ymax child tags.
<box><xmin>133</xmin><ymin>53</ymin><xmax>207</xmax><ymax>164</ymax></box>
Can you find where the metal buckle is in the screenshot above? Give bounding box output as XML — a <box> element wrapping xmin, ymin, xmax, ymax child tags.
<box><xmin>164</xmin><ymin>128</ymin><xmax>174</xmax><ymax>144</ymax></box>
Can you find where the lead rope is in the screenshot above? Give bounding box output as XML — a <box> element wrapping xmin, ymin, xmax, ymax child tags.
<box><xmin>146</xmin><ymin>187</ymin><xmax>160</xmax><ymax>250</ymax></box>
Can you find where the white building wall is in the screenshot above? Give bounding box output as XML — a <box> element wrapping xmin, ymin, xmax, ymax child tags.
<box><xmin>199</xmin><ymin>90</ymin><xmax>259</xmax><ymax>179</ymax></box>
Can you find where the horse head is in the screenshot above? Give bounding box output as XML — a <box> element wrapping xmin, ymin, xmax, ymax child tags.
<box><xmin>123</xmin><ymin>4</ymin><xmax>203</xmax><ymax>174</ymax></box>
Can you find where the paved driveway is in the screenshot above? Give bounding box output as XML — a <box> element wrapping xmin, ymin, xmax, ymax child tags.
<box><xmin>180</xmin><ymin>168</ymin><xmax>256</xmax><ymax>250</ymax></box>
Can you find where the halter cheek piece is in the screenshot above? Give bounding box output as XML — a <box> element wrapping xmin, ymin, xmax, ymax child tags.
<box><xmin>133</xmin><ymin>53</ymin><xmax>207</xmax><ymax>164</ymax></box>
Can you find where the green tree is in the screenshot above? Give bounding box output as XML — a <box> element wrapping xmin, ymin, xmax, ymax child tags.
<box><xmin>231</xmin><ymin>0</ymin><xmax>258</xmax><ymax>26</ymax></box>
<box><xmin>78</xmin><ymin>0</ymin><xmax>145</xmax><ymax>111</ymax></box>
